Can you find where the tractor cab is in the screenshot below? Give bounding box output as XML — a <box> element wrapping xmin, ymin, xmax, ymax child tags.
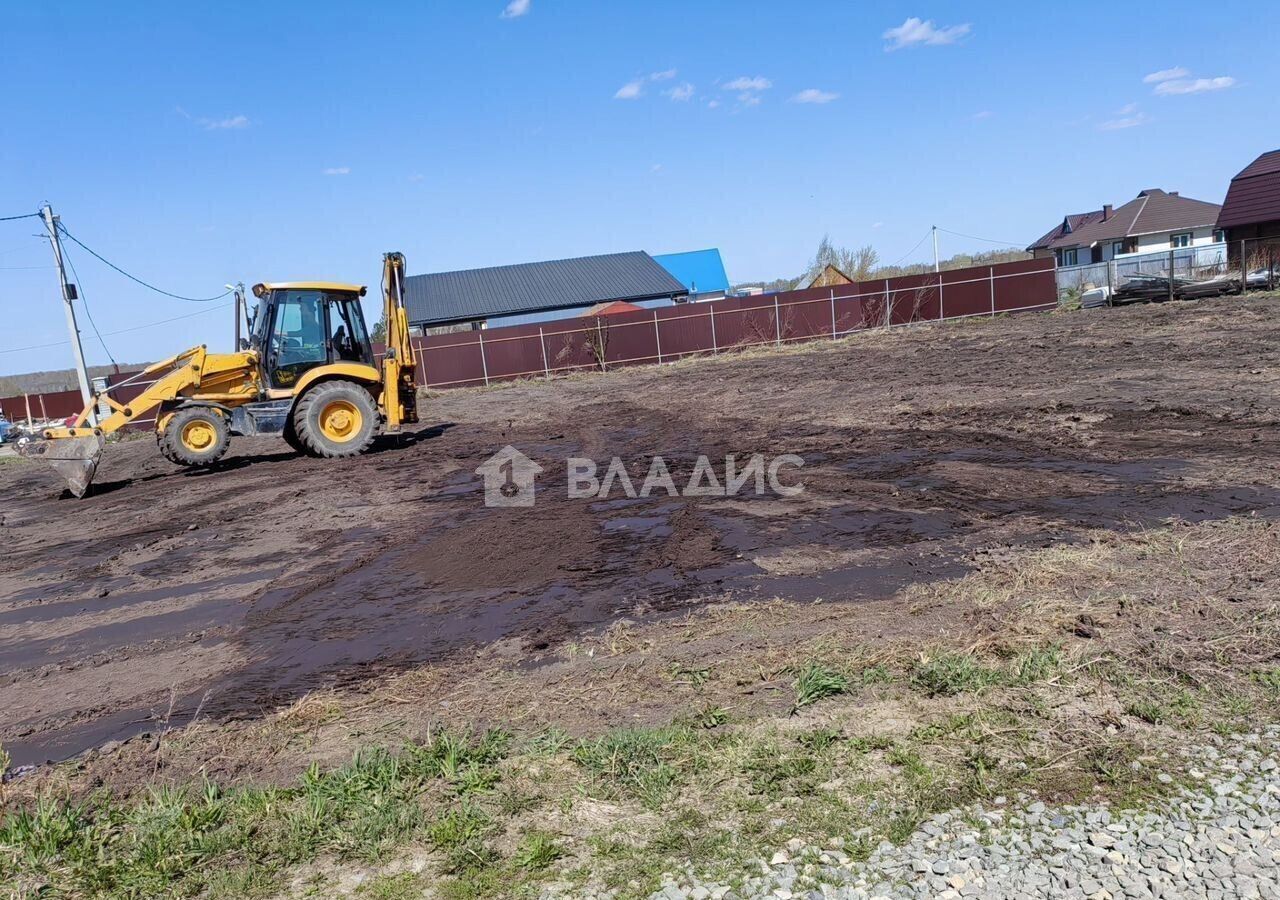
<box><xmin>250</xmin><ymin>282</ymin><xmax>374</xmax><ymax>390</ymax></box>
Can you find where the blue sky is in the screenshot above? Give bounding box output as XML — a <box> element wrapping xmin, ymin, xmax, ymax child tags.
<box><xmin>1</xmin><ymin>0</ymin><xmax>1272</xmax><ymax>374</ymax></box>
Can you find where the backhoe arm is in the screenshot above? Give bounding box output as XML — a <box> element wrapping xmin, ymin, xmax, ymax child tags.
<box><xmin>380</xmin><ymin>252</ymin><xmax>419</xmax><ymax>431</ymax></box>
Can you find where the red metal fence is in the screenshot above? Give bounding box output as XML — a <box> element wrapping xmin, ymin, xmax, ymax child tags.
<box><xmin>0</xmin><ymin>258</ymin><xmax>1056</xmax><ymax>423</ymax></box>
<box><xmin>410</xmin><ymin>257</ymin><xmax>1057</xmax><ymax>389</ymax></box>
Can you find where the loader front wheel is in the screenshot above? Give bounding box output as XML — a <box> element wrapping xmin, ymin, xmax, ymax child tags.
<box><xmin>160</xmin><ymin>407</ymin><xmax>231</xmax><ymax>467</ymax></box>
<box><xmin>281</xmin><ymin>418</ymin><xmax>305</xmax><ymax>455</ymax></box>
<box><xmin>293</xmin><ymin>381</ymin><xmax>377</xmax><ymax>458</ymax></box>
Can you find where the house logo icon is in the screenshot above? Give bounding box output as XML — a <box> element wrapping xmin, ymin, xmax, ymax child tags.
<box><xmin>475</xmin><ymin>445</ymin><xmax>543</xmax><ymax>508</ymax></box>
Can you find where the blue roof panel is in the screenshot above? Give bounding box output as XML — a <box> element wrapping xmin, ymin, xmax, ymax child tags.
<box><xmin>652</xmin><ymin>249</ymin><xmax>730</xmax><ymax>296</ymax></box>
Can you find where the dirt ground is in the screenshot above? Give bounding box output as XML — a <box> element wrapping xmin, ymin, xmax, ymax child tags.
<box><xmin>3</xmin><ymin>294</ymin><xmax>1280</xmax><ymax>786</ymax></box>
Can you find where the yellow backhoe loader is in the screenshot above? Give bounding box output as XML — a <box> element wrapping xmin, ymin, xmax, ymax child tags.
<box><xmin>20</xmin><ymin>252</ymin><xmax>419</xmax><ymax>497</ymax></box>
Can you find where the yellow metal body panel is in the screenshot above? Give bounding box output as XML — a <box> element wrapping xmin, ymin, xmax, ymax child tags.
<box><xmin>291</xmin><ymin>362</ymin><xmax>382</xmax><ymax>396</ymax></box>
<box><xmin>252</xmin><ymin>281</ymin><xmax>366</xmax><ymax>297</ymax></box>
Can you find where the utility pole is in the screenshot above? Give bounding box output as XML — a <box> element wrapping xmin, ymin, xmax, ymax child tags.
<box><xmin>932</xmin><ymin>225</ymin><xmax>940</xmax><ymax>273</ymax></box>
<box><xmin>41</xmin><ymin>204</ymin><xmax>96</xmax><ymax>424</ymax></box>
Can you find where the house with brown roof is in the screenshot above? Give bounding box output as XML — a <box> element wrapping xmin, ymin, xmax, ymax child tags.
<box><xmin>795</xmin><ymin>263</ymin><xmax>854</xmax><ymax>289</ymax></box>
<box><xmin>1027</xmin><ymin>189</ymin><xmax>1222</xmax><ymax>267</ymax></box>
<box><xmin>1217</xmin><ymin>149</ymin><xmax>1280</xmax><ymax>245</ymax></box>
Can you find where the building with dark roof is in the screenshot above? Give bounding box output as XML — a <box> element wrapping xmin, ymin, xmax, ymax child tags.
<box><xmin>1218</xmin><ymin>150</ymin><xmax>1280</xmax><ymax>245</ymax></box>
<box><xmin>403</xmin><ymin>250</ymin><xmax>688</xmax><ymax>329</ymax></box>
<box><xmin>1027</xmin><ymin>189</ymin><xmax>1222</xmax><ymax>267</ymax></box>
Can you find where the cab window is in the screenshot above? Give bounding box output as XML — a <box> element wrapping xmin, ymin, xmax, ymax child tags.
<box><xmin>269</xmin><ymin>291</ymin><xmax>327</xmax><ymax>387</ymax></box>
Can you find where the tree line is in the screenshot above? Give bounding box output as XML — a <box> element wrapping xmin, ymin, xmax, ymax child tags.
<box><xmin>733</xmin><ymin>233</ymin><xmax>1030</xmax><ymax>294</ymax></box>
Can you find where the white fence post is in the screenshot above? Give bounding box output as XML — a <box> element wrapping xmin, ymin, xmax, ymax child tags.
<box><xmin>477</xmin><ymin>330</ymin><xmax>490</xmax><ymax>386</ymax></box>
<box><xmin>538</xmin><ymin>326</ymin><xmax>549</xmax><ymax>377</ymax></box>
<box><xmin>938</xmin><ymin>273</ymin><xmax>944</xmax><ymax>320</ymax></box>
<box><xmin>773</xmin><ymin>296</ymin><xmax>781</xmax><ymax>346</ymax></box>
<box><xmin>709</xmin><ymin>304</ymin><xmax>718</xmax><ymax>354</ymax></box>
<box><xmin>989</xmin><ymin>267</ymin><xmax>995</xmax><ymax>316</ymax></box>
<box><xmin>653</xmin><ymin>310</ymin><xmax>663</xmax><ymax>363</ymax></box>
<box><xmin>829</xmin><ymin>289</ymin><xmax>837</xmax><ymax>338</ymax></box>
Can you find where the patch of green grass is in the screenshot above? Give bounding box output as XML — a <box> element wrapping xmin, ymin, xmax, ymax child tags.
<box><xmin>1010</xmin><ymin>645</ymin><xmax>1062</xmax><ymax>685</ymax></box>
<box><xmin>791</xmin><ymin>663</ymin><xmax>850</xmax><ymax>712</ymax></box>
<box><xmin>525</xmin><ymin>727</ymin><xmax>571</xmax><ymax>756</ymax></box>
<box><xmin>911</xmin><ymin>652</ymin><xmax>1000</xmax><ymax>697</ymax></box>
<box><xmin>0</xmin><ymin>730</ymin><xmax>511</xmax><ymax>899</ymax></box>
<box><xmin>570</xmin><ymin>725</ymin><xmax>694</xmax><ymax>809</ymax></box>
<box><xmin>694</xmin><ymin>705</ymin><xmax>730</xmax><ymax>729</ymax></box>
<box><xmin>1251</xmin><ymin>668</ymin><xmax>1280</xmax><ymax>696</ymax></box>
<box><xmin>668</xmin><ymin>663</ymin><xmax>711</xmax><ymax>688</ymax></box>
<box><xmin>357</xmin><ymin>871</ymin><xmax>426</xmax><ymax>900</ymax></box>
<box><xmin>514</xmin><ymin>831</ymin><xmax>564</xmax><ymax>872</ymax></box>
<box><xmin>857</xmin><ymin>665</ymin><xmax>894</xmax><ymax>686</ymax></box>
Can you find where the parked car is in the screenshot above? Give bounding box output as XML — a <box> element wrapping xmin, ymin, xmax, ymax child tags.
<box><xmin>1247</xmin><ymin>268</ymin><xmax>1278</xmax><ymax>290</ymax></box>
<box><xmin>1113</xmin><ymin>273</ymin><xmax>1240</xmax><ymax>304</ymax></box>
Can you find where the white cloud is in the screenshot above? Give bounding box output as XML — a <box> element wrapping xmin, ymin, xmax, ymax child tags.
<box><xmin>323</xmin><ymin>166</ymin><xmax>351</xmax><ymax>175</ymax></box>
<box><xmin>739</xmin><ymin>93</ymin><xmax>762</xmax><ymax>107</ymax></box>
<box><xmin>883</xmin><ymin>17</ymin><xmax>971</xmax><ymax>50</ymax></box>
<box><xmin>1116</xmin><ymin>102</ymin><xmax>1139</xmax><ymax>115</ymax></box>
<box><xmin>792</xmin><ymin>88</ymin><xmax>839</xmax><ymax>104</ymax></box>
<box><xmin>408</xmin><ymin>173</ymin><xmax>425</xmax><ymax>183</ymax></box>
<box><xmin>664</xmin><ymin>82</ymin><xmax>695</xmax><ymax>101</ymax></box>
<box><xmin>1098</xmin><ymin>112</ymin><xmax>1150</xmax><ymax>131</ymax></box>
<box><xmin>178</xmin><ymin>107</ymin><xmax>250</xmax><ymax>130</ymax></box>
<box><xmin>614</xmin><ymin>79</ymin><xmax>645</xmax><ymax>100</ymax></box>
<box><xmin>651</xmin><ymin>163</ymin><xmax>663</xmax><ymax>173</ymax></box>
<box><xmin>649</xmin><ymin>68</ymin><xmax>677</xmax><ymax>81</ymax></box>
<box><xmin>1153</xmin><ymin>75</ymin><xmax>1235</xmax><ymax>95</ymax></box>
<box><xmin>872</xmin><ymin>222</ymin><xmax>884</xmax><ymax>229</ymax></box>
<box><xmin>971</xmin><ymin>110</ymin><xmax>993</xmax><ymax>120</ymax></box>
<box><xmin>1143</xmin><ymin>66</ymin><xmax>1188</xmax><ymax>83</ymax></box>
<box><xmin>706</xmin><ymin>99</ymin><xmax>721</xmax><ymax>109</ymax></box>
<box><xmin>203</xmin><ymin>114</ymin><xmax>249</xmax><ymax>130</ymax></box>
<box><xmin>723</xmin><ymin>75</ymin><xmax>772</xmax><ymax>92</ymax></box>
<box><xmin>500</xmin><ymin>0</ymin><xmax>530</xmax><ymax>18</ymax></box>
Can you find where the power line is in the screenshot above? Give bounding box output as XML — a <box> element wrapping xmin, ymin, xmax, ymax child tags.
<box><xmin>0</xmin><ymin>212</ymin><xmax>40</xmax><ymax>223</ymax></box>
<box><xmin>887</xmin><ymin>229</ymin><xmax>934</xmax><ymax>267</ymax></box>
<box><xmin>935</xmin><ymin>226</ymin><xmax>1025</xmax><ymax>249</ymax></box>
<box><xmin>60</xmin><ymin>242</ymin><xmax>118</xmax><ymax>368</ymax></box>
<box><xmin>56</xmin><ymin>223</ymin><xmax>232</xmax><ymax>303</ymax></box>
<box><xmin>0</xmin><ymin>301</ymin><xmax>233</xmax><ymax>355</ymax></box>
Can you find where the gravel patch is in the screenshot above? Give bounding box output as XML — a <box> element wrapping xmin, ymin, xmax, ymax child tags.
<box><xmin>635</xmin><ymin>728</ymin><xmax>1280</xmax><ymax>900</ymax></box>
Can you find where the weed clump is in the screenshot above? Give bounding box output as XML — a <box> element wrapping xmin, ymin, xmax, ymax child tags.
<box><xmin>792</xmin><ymin>664</ymin><xmax>850</xmax><ymax>713</ymax></box>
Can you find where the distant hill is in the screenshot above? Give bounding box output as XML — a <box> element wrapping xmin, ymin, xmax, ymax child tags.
<box><xmin>0</xmin><ymin>363</ymin><xmax>151</xmax><ymax>397</ymax></box>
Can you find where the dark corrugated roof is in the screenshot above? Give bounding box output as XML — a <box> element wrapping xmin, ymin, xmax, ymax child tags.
<box><xmin>1027</xmin><ymin>210</ymin><xmax>1105</xmax><ymax>251</ymax></box>
<box><xmin>1218</xmin><ymin>150</ymin><xmax>1280</xmax><ymax>229</ymax></box>
<box><xmin>1044</xmin><ymin>190</ymin><xmax>1220</xmax><ymax>249</ymax></box>
<box><xmin>404</xmin><ymin>251</ymin><xmax>688</xmax><ymax>326</ymax></box>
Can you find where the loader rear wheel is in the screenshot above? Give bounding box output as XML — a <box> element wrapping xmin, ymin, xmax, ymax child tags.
<box><xmin>292</xmin><ymin>381</ymin><xmax>377</xmax><ymax>458</ymax></box>
<box><xmin>160</xmin><ymin>407</ymin><xmax>231</xmax><ymax>467</ymax></box>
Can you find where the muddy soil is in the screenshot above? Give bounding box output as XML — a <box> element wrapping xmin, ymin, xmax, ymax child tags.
<box><xmin>2</xmin><ymin>296</ymin><xmax>1279</xmax><ymax>770</ymax></box>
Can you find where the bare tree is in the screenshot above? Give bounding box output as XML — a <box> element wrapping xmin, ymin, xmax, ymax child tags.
<box><xmin>581</xmin><ymin>316</ymin><xmax>611</xmax><ymax>372</ymax></box>
<box><xmin>802</xmin><ymin>234</ymin><xmax>880</xmax><ymax>285</ymax></box>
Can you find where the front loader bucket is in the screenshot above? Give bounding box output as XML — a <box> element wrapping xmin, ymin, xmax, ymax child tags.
<box><xmin>18</xmin><ymin>434</ymin><xmax>106</xmax><ymax>498</ymax></box>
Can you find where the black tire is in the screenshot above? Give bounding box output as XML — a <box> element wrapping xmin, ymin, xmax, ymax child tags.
<box><xmin>292</xmin><ymin>380</ymin><xmax>377</xmax><ymax>459</ymax></box>
<box><xmin>159</xmin><ymin>407</ymin><xmax>231</xmax><ymax>467</ymax></box>
<box><xmin>281</xmin><ymin>418</ymin><xmax>305</xmax><ymax>455</ymax></box>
